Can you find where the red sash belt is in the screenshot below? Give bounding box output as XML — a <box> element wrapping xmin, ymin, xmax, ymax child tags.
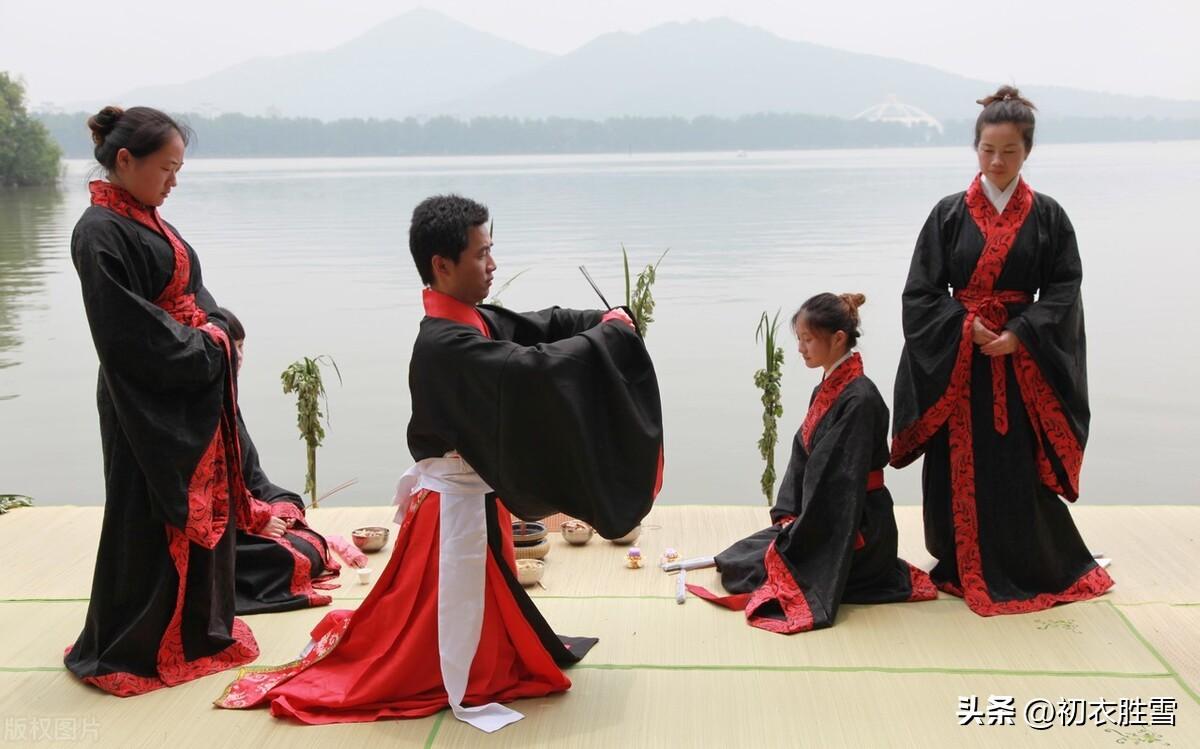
<box><xmin>953</xmin><ymin>289</ymin><xmax>1034</xmax><ymax>435</ymax></box>
<box><xmin>859</xmin><ymin>469</ymin><xmax>885</xmax><ymax>548</ymax></box>
<box><xmin>866</xmin><ymin>469</ymin><xmax>885</xmax><ymax>492</ymax></box>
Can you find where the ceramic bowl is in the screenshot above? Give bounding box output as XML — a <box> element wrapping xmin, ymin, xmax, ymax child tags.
<box><xmin>352</xmin><ymin>526</ymin><xmax>390</xmax><ymax>552</ymax></box>
<box><xmin>511</xmin><ymin>520</ymin><xmax>548</xmax><ymax>545</ymax></box>
<box><xmin>516</xmin><ymin>558</ymin><xmax>545</xmax><ymax>587</ymax></box>
<box><xmin>561</xmin><ymin>520</ymin><xmax>595</xmax><ymax>545</ymax></box>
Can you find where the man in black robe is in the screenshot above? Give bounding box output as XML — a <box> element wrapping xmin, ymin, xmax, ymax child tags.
<box><xmin>213</xmin><ymin>194</ymin><xmax>663</xmax><ymax>732</ymax></box>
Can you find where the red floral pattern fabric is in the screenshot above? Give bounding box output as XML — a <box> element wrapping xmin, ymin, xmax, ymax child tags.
<box><xmin>743</xmin><ymin>541</ymin><xmax>816</xmax><ymax>633</ymax></box>
<box><xmin>84</xmin><ymin>181</ymin><xmax>258</xmax><ymax>695</ymax></box>
<box><xmin>907</xmin><ymin>564</ymin><xmax>939</xmax><ymax>602</ymax></box>
<box><xmin>889</xmin><ymin>174</ymin><xmax>1110</xmax><ymax>615</ymax></box>
<box><xmin>801</xmin><ymin>353</ymin><xmax>865</xmax><ymax>452</ymax></box>
<box><xmin>213</xmin><ymin>611</ymin><xmax>353</xmax><ymax>709</ymax></box>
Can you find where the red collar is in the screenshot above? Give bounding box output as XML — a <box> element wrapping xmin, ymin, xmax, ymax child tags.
<box><xmin>90</xmin><ymin>180</ymin><xmax>206</xmax><ymax>326</ymax></box>
<box><xmin>963</xmin><ymin>173</ymin><xmax>1035</xmax><ymax>292</ymax></box>
<box><xmin>966</xmin><ymin>173</ymin><xmax>1032</xmax><ymax>221</ymax></box>
<box><xmin>90</xmin><ymin>180</ymin><xmax>154</xmax><ymax>221</ymax></box>
<box><xmin>422</xmin><ymin>288</ymin><xmax>490</xmax><ymax>338</ymax></box>
<box><xmin>800</xmin><ymin>352</ymin><xmax>865</xmax><ymax>452</ymax></box>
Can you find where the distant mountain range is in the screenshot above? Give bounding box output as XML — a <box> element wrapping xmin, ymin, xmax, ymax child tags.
<box><xmin>104</xmin><ymin>10</ymin><xmax>551</xmax><ymax>120</ymax></box>
<box><xmin>67</xmin><ymin>9</ymin><xmax>1200</xmax><ymax>122</ymax></box>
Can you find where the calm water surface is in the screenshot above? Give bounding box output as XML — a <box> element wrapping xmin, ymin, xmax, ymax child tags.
<box><xmin>2</xmin><ymin>143</ymin><xmax>1197</xmax><ymax>506</ymax></box>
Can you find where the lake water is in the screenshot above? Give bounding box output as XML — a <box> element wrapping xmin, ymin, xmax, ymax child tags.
<box><xmin>2</xmin><ymin>143</ymin><xmax>1198</xmax><ymax>507</ymax></box>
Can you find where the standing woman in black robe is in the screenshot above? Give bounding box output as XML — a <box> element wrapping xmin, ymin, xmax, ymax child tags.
<box><xmin>891</xmin><ymin>86</ymin><xmax>1113</xmax><ymax>616</ymax></box>
<box><xmin>64</xmin><ymin>106</ymin><xmax>258</xmax><ymax>696</ymax></box>
<box><xmin>691</xmin><ymin>294</ymin><xmax>936</xmax><ymax>633</ymax></box>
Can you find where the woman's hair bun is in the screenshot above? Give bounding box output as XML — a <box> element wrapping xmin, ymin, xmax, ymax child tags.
<box><xmin>86</xmin><ymin>105</ymin><xmax>125</xmax><ymax>147</ymax></box>
<box><xmin>976</xmin><ymin>85</ymin><xmax>1035</xmax><ymax>110</ymax></box>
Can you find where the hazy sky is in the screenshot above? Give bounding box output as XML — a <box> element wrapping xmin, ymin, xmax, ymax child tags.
<box><xmin>2</xmin><ymin>0</ymin><xmax>1196</xmax><ymax>107</ymax></box>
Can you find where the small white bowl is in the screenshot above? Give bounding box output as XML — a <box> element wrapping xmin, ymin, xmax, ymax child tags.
<box><xmin>516</xmin><ymin>559</ymin><xmax>545</xmax><ymax>587</ymax></box>
<box><xmin>561</xmin><ymin>520</ymin><xmax>594</xmax><ymax>545</ymax></box>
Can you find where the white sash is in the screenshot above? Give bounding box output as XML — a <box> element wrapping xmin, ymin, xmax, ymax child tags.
<box><xmin>394</xmin><ymin>456</ymin><xmax>523</xmax><ymax>733</ymax></box>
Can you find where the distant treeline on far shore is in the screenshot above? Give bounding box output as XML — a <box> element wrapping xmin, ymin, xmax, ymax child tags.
<box><xmin>37</xmin><ymin>110</ymin><xmax>1200</xmax><ymax>159</ymax></box>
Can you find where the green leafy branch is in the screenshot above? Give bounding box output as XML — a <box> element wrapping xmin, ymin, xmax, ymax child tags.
<box><xmin>754</xmin><ymin>311</ymin><xmax>785</xmax><ymax>506</ymax></box>
<box><xmin>623</xmin><ymin>245</ymin><xmax>669</xmax><ymax>338</ymax></box>
<box><xmin>280</xmin><ymin>355</ymin><xmax>341</xmax><ymax>508</ymax></box>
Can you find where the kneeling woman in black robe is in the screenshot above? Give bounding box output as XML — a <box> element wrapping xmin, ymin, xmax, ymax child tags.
<box><xmin>64</xmin><ymin>107</ymin><xmax>258</xmax><ymax>696</ymax></box>
<box><xmin>690</xmin><ymin>293</ymin><xmax>936</xmax><ymax>633</ymax></box>
<box><xmin>220</xmin><ymin>308</ymin><xmax>340</xmax><ymax>615</ymax></box>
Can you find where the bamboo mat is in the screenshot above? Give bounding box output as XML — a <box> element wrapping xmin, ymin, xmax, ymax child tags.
<box><xmin>0</xmin><ymin>671</ymin><xmax>434</xmax><ymax>748</ymax></box>
<box><xmin>429</xmin><ymin>670</ymin><xmax>1200</xmax><ymax>748</ymax></box>
<box><xmin>0</xmin><ymin>598</ymin><xmax>1164</xmax><ymax>676</ymax></box>
<box><xmin>3</xmin><ymin>505</ymin><xmax>1195</xmax><ymax>604</ymax></box>
<box><xmin>1</xmin><ymin>504</ymin><xmax>1197</xmax><ymax>747</ymax></box>
<box><xmin>1116</xmin><ymin>604</ymin><xmax>1200</xmax><ymax>697</ymax></box>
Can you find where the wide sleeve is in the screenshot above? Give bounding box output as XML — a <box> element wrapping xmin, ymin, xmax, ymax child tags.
<box><xmin>72</xmin><ymin>219</ymin><xmax>227</xmax><ymax>392</ymax></box>
<box><xmin>72</xmin><ymin>217</ymin><xmax>231</xmax><ymax>530</ymax></box>
<box><xmin>1004</xmin><ymin>203</ymin><xmax>1089</xmax><ymax>445</ymax></box>
<box><xmin>891</xmin><ymin>200</ymin><xmax>968</xmax><ymax>465</ymax></box>
<box><xmin>416</xmin><ymin>319</ymin><xmax>661</xmax><ymax>539</ymax></box>
<box><xmin>479</xmin><ymin>304</ymin><xmax>605</xmax><ymax>344</ymax></box>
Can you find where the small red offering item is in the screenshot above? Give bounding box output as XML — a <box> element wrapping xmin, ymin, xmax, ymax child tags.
<box><xmin>327</xmin><ymin>534</ymin><xmax>369</xmax><ymax>568</ymax></box>
<box><xmin>601</xmin><ymin>308</ymin><xmax>635</xmax><ymax>329</ymax></box>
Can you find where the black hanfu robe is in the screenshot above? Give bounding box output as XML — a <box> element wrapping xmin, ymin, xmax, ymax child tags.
<box><xmin>233</xmin><ymin>414</ymin><xmax>339</xmax><ymax>615</ymax></box>
<box><xmin>691</xmin><ymin>354</ymin><xmax>936</xmax><ymax>633</ymax></box>
<box><xmin>64</xmin><ymin>181</ymin><xmax>258</xmax><ymax>697</ymax></box>
<box><xmin>215</xmin><ymin>289</ymin><xmax>662</xmax><ymax>727</ymax></box>
<box><xmin>891</xmin><ymin>174</ymin><xmax>1113</xmax><ymax>616</ymax></box>
<box><xmin>407</xmin><ymin>293</ymin><xmax>664</xmax><ymax>538</ymax></box>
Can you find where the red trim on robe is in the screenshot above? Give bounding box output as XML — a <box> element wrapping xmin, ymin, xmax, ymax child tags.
<box><xmin>244</xmin><ymin>498</ymin><xmax>340</xmax><ymax>605</ymax></box>
<box><xmin>246</xmin><ymin>497</ymin><xmax>274</xmax><ymax>534</ymax></box>
<box><xmin>82</xmin><ymin>182</ymin><xmax>258</xmax><ymax>696</ymax></box>
<box><xmin>801</xmin><ymin>353</ymin><xmax>865</xmax><ymax>453</ymax></box>
<box><xmin>906</xmin><ymin>564</ymin><xmax>938</xmax><ymax>602</ymax></box>
<box><xmin>273</xmin><ymin>529</ymin><xmax>334</xmax><ymax>607</ymax></box>
<box><xmin>888</xmin><ymin>174</ymin><xmax>1111</xmax><ymax>616</ymax></box>
<box><xmin>1012</xmin><ymin>349</ymin><xmax>1084</xmax><ymax>499</ymax></box>
<box><xmin>688</xmin><ymin>392</ymin><xmax>891</xmax><ymax>615</ymax></box>
<box><xmin>270</xmin><ymin>502</ymin><xmax>306</xmax><ymax>523</ymax></box>
<box><xmin>743</xmin><ymin>541</ymin><xmax>816</xmax><ymax>634</ymax></box>
<box><xmin>935</xmin><ymin>565</ymin><xmax>1113</xmax><ymax>614</ymax></box>
<box><xmin>213</xmin><ymin>490</ymin><xmax>570</xmax><ymax>718</ymax></box>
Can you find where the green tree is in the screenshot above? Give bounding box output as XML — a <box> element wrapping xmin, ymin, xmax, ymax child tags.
<box><xmin>0</xmin><ymin>72</ymin><xmax>62</xmax><ymax>187</ymax></box>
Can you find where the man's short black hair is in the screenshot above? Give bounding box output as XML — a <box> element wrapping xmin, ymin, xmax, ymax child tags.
<box><xmin>409</xmin><ymin>195</ymin><xmax>490</xmax><ymax>286</ymax></box>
